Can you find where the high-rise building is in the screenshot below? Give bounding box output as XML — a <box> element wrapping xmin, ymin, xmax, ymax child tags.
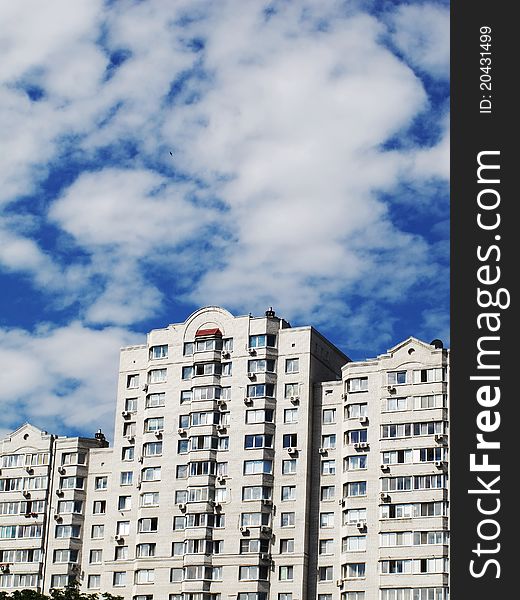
<box><xmin>0</xmin><ymin>423</ymin><xmax>107</xmax><ymax>593</ymax></box>
<box><xmin>0</xmin><ymin>307</ymin><xmax>449</xmax><ymax>600</ymax></box>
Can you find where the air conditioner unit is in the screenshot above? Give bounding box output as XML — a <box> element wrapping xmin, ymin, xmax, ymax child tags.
<box><xmin>122</xmin><ymin>411</ymin><xmax>130</xmax><ymax>418</ymax></box>
<box><xmin>318</xmin><ymin>447</ymin><xmax>328</xmax><ymax>455</ymax></box>
<box><xmin>336</xmin><ymin>579</ymin><xmax>344</xmax><ymax>587</ymax></box>
<box><xmin>338</xmin><ymin>498</ymin><xmax>346</xmax><ymax>507</ymax></box>
<box><xmin>353</xmin><ymin>443</ymin><xmax>361</xmax><ymax>449</ymax></box>
<box><xmin>216</xmin><ymin>425</ymin><xmax>227</xmax><ymax>432</ymax></box>
<box><xmin>381</xmin><ymin>464</ymin><xmax>390</xmax><ymax>471</ymax></box>
<box><xmin>435</xmin><ymin>434</ymin><xmax>446</xmax><ymax>443</ymax></box>
<box><xmin>244</xmin><ymin>397</ymin><xmax>253</xmax><ymax>405</ymax></box>
<box><xmin>114</xmin><ymin>535</ymin><xmax>123</xmax><ymax>542</ymax></box>
<box><xmin>341</xmin><ymin>393</ymin><xmax>346</xmax><ymax>399</ymax></box>
<box><xmin>290</xmin><ymin>396</ymin><xmax>300</xmax><ymax>404</ymax></box>
<box><xmin>221</xmin><ymin>351</ymin><xmax>230</xmax><ymax>359</ymax></box>
<box><xmin>262</xmin><ymin>499</ymin><xmax>273</xmax><ymax>506</ymax></box>
<box><xmin>21</xmin><ymin>490</ymin><xmax>31</xmax><ymax>499</ymax></box>
<box><xmin>54</xmin><ymin>514</ymin><xmax>62</xmax><ymax>522</ymax></box>
<box><xmin>287</xmin><ymin>447</ymin><xmax>297</xmax><ymax>455</ymax></box>
<box><xmin>380</xmin><ymin>493</ymin><xmax>391</xmax><ymax>502</ymax></box>
<box><xmin>356</xmin><ymin>521</ymin><xmax>367</xmax><ymax>529</ymax></box>
<box><xmin>177</xmin><ymin>428</ymin><xmax>187</xmax><ymax>435</ymax></box>
<box><xmin>179</xmin><ymin>503</ymin><xmax>187</xmax><ymax>511</ymax></box>
<box><xmin>260</xmin><ymin>553</ymin><xmax>271</xmax><ymax>561</ymax></box>
<box><xmin>359</xmin><ymin>416</ymin><xmax>369</xmax><ymax>424</ymax></box>
<box><xmin>214</xmin><ymin>502</ymin><xmax>222</xmax><ymax>510</ymax></box>
<box><xmin>25</xmin><ymin>466</ymin><xmax>34</xmax><ymax>474</ymax></box>
<box><xmin>137</xmin><ymin>456</ymin><xmax>143</xmax><ymax>463</ymax></box>
<box><xmin>0</xmin><ymin>564</ymin><xmax>9</xmax><ymax>573</ymax></box>
<box><xmin>216</xmin><ymin>475</ymin><xmax>226</xmax><ymax>483</ymax></box>
<box><xmin>247</xmin><ymin>372</ymin><xmax>256</xmax><ymax>379</ymax></box>
<box><xmin>125</xmin><ymin>435</ymin><xmax>135</xmax><ymax>443</ymax></box>
<box><xmin>217</xmin><ymin>399</ymin><xmax>226</xmax><ymax>407</ymax></box>
<box><xmin>435</xmin><ymin>460</ymin><xmax>447</xmax><ymax>468</ymax></box>
<box><xmin>239</xmin><ymin>526</ymin><xmax>249</xmax><ymax>534</ymax></box>
<box><xmin>55</xmin><ymin>490</ymin><xmax>63</xmax><ymax>497</ymax></box>
<box><xmin>358</xmin><ymin>442</ymin><xmax>369</xmax><ymax>449</ymax></box>
<box><xmin>248</xmin><ymin>348</ymin><xmax>257</xmax><ymax>355</ymax></box>
<box><xmin>142</xmin><ymin>384</ymin><xmax>148</xmax><ymax>392</ymax></box>
<box><xmin>260</xmin><ymin>525</ymin><xmax>272</xmax><ymax>533</ymax></box>
<box><xmin>154</xmin><ymin>430</ymin><xmax>162</xmax><ymax>438</ymax></box>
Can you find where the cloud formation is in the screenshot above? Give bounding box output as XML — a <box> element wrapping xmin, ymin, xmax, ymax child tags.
<box><xmin>0</xmin><ymin>1</ymin><xmax>449</xmax><ymax>437</ymax></box>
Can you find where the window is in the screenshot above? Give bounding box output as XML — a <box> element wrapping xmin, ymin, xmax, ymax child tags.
<box><xmin>387</xmin><ymin>371</ymin><xmax>407</xmax><ymax>385</ymax></box>
<box><xmin>344</xmin><ymin>508</ymin><xmax>367</xmax><ymax>524</ymax></box>
<box><xmin>343</xmin><ymin>536</ymin><xmax>367</xmax><ymax>552</ymax></box>
<box><xmin>95</xmin><ymin>476</ymin><xmax>107</xmax><ymax>490</ymax></box>
<box><xmin>279</xmin><ymin>594</ymin><xmax>293</xmax><ymax>600</ymax></box>
<box><xmin>182</xmin><ymin>366</ymin><xmax>193</xmax><ymax>380</ymax></box>
<box><xmin>117</xmin><ymin>521</ymin><xmax>130</xmax><ymax>536</ymax></box>
<box><xmin>343</xmin><ymin>563</ymin><xmax>366</xmax><ymax>579</ymax></box>
<box><xmin>123</xmin><ymin>422</ymin><xmax>136</xmax><ymax>437</ymax></box>
<box><xmin>60</xmin><ymin>476</ymin><xmax>84</xmax><ymax>490</ymax></box>
<box><xmin>135</xmin><ymin>570</ymin><xmax>155</xmax><ymax>584</ymax></box>
<box><xmin>121</xmin><ymin>445</ymin><xmax>134</xmax><ymax>461</ymax></box>
<box><xmin>284</xmin><ymin>408</ymin><xmax>298</xmax><ymax>423</ymax></box>
<box><xmin>149</xmin><ymin>345</ymin><xmax>168</xmax><ymax>359</ymax></box>
<box><xmin>127</xmin><ymin>374</ymin><xmax>139</xmax><ymax>389</ymax></box>
<box><xmin>118</xmin><ymin>496</ymin><xmax>131</xmax><ymax>511</ymax></box>
<box><xmin>346</xmin><ymin>481</ymin><xmax>366</xmax><ymax>497</ymax></box>
<box><xmin>223</xmin><ymin>337</ymin><xmax>233</xmax><ymax>352</ymax></box>
<box><xmin>137</xmin><ymin>543</ymin><xmax>156</xmax><ymax>557</ymax></box>
<box><xmin>345</xmin><ymin>455</ymin><xmax>367</xmax><ymax>470</ymax></box>
<box><xmin>347</xmin><ymin>429</ymin><xmax>367</xmax><ymax>444</ymax></box>
<box><xmin>279</xmin><ymin>565</ymin><xmax>294</xmax><ymax>581</ymax></box>
<box><xmin>247</xmin><ymin>383</ymin><xmax>275</xmax><ymax>398</ymax></box>
<box><xmin>113</xmin><ymin>572</ymin><xmax>127</xmax><ymax>587</ymax></box>
<box><xmin>195</xmin><ymin>337</ymin><xmax>223</xmax><ymax>352</ymax></box>
<box><xmin>283</xmin><ymin>433</ymin><xmax>297</xmax><ymax>448</ymax></box>
<box><xmin>144</xmin><ymin>417</ymin><xmax>164</xmax><ymax>432</ymax></box>
<box><xmin>321</xmin><ymin>434</ymin><xmax>336</xmax><ymax>449</ymax></box>
<box><xmin>89</xmin><ymin>549</ymin><xmax>103</xmax><ymax>564</ymax></box>
<box><xmin>248</xmin><ymin>359</ymin><xmax>276</xmax><ymax>373</ymax></box>
<box><xmin>318</xmin><ymin>566</ymin><xmax>333</xmax><ymax>581</ymax></box>
<box><xmin>285</xmin><ymin>358</ymin><xmax>299</xmax><ymax>373</ymax></box>
<box><xmin>320</xmin><ymin>512</ymin><xmax>334</xmax><ymax>528</ymax></box>
<box><xmin>120</xmin><ymin>471</ymin><xmax>133</xmax><ymax>486</ymax></box>
<box><xmin>280</xmin><ymin>538</ymin><xmax>294</xmax><ymax>554</ymax></box>
<box><xmin>322</xmin><ymin>409</ymin><xmax>336</xmax><ymax>424</ymax></box>
<box><xmin>282</xmin><ymin>459</ymin><xmax>297</xmax><ymax>474</ymax></box>
<box><xmin>347</xmin><ymin>377</ymin><xmax>368</xmax><ymax>392</ymax></box>
<box><xmin>413</xmin><ymin>368</ymin><xmax>445</xmax><ymax>383</ymax></box>
<box><xmin>180</xmin><ymin>390</ymin><xmax>192</xmax><ymax>404</ymax></box>
<box><xmin>61</xmin><ymin>452</ymin><xmax>86</xmax><ymax>465</ymax></box>
<box><xmin>321</xmin><ymin>460</ymin><xmax>336</xmax><ymax>475</ymax></box>
<box><xmin>55</xmin><ymin>524</ymin><xmax>80</xmax><ymax>538</ymax></box>
<box><xmin>194</xmin><ymin>362</ymin><xmax>222</xmax><ymax>377</ymax></box>
<box><xmin>242</xmin><ymin>486</ymin><xmax>272</xmax><ymax>501</ymax></box>
<box><xmin>138</xmin><ymin>518</ymin><xmax>158</xmax><ymax>533</ymax></box>
<box><xmin>52</xmin><ymin>574</ymin><xmax>71</xmax><ymax>589</ymax></box>
<box><xmin>178</xmin><ymin>439</ymin><xmax>189</xmax><ymax>454</ymax></box>
<box><xmin>249</xmin><ymin>334</ymin><xmax>276</xmax><ymax>349</ymax></box>
<box><xmin>380</xmin><ymin>590</ymin><xmax>447</xmax><ymax>600</ymax></box>
<box><xmin>146</xmin><ymin>392</ymin><xmax>165</xmax><ymax>408</ymax></box>
<box><xmin>93</xmin><ymin>500</ymin><xmax>106</xmax><ymax>514</ymax></box>
<box><xmin>244</xmin><ymin>460</ymin><xmax>273</xmax><ymax>475</ymax></box>
<box><xmin>125</xmin><ymin>397</ymin><xmax>137</xmax><ymax>412</ymax></box>
<box><xmin>281</xmin><ymin>512</ymin><xmax>295</xmax><ymax>527</ymax></box>
<box><xmin>53</xmin><ymin>549</ymin><xmax>77</xmax><ymax>563</ymax></box>
<box><xmin>281</xmin><ymin>485</ymin><xmax>296</xmax><ymax>501</ymax></box>
<box><xmin>245</xmin><ymin>434</ymin><xmax>273</xmax><ymax>449</ymax></box>
<box><xmin>91</xmin><ymin>524</ymin><xmax>104</xmax><ymax>539</ymax></box>
<box><xmin>141</xmin><ymin>467</ymin><xmax>161</xmax><ymax>482</ymax></box>
<box><xmin>143</xmin><ymin>441</ymin><xmax>163</xmax><ymax>457</ymax></box>
<box><xmin>148</xmin><ymin>368</ymin><xmax>166</xmax><ymax>383</ymax></box>
<box><xmin>384</xmin><ymin>397</ymin><xmax>408</xmax><ymax>412</ymax></box>
<box><xmin>321</xmin><ymin>485</ymin><xmax>335</xmax><ymax>501</ymax></box>
<box><xmin>57</xmin><ymin>500</ymin><xmax>83</xmax><ymax>514</ymax></box>
<box><xmin>342</xmin><ymin>593</ymin><xmax>366</xmax><ymax>600</ymax></box>
<box><xmin>241</xmin><ymin>512</ymin><xmax>270</xmax><ymax>527</ymax></box>
<box><xmin>284</xmin><ymin>383</ymin><xmax>300</xmax><ymax>398</ymax></box>
<box><xmin>115</xmin><ymin>546</ymin><xmax>128</xmax><ymax>560</ymax></box>
<box><xmin>413</xmin><ymin>394</ymin><xmax>446</xmax><ymax>409</ymax></box>
<box><xmin>245</xmin><ymin>409</ymin><xmax>274</xmax><ymax>424</ymax></box>
<box><xmin>239</xmin><ymin>565</ymin><xmax>269</xmax><ymax>580</ymax></box>
<box><xmin>176</xmin><ymin>465</ymin><xmax>188</xmax><ymax>479</ymax></box>
<box><xmin>319</xmin><ymin>539</ymin><xmax>334</xmax><ymax>555</ymax></box>
<box><xmin>346</xmin><ymin>403</ymin><xmax>368</xmax><ymax>418</ymax></box>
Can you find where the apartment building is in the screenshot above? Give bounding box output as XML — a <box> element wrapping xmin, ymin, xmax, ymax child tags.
<box><xmin>80</xmin><ymin>306</ymin><xmax>348</xmax><ymax>600</ymax></box>
<box><xmin>0</xmin><ymin>423</ymin><xmax>107</xmax><ymax>593</ymax></box>
<box><xmin>0</xmin><ymin>307</ymin><xmax>449</xmax><ymax>600</ymax></box>
<box><xmin>310</xmin><ymin>337</ymin><xmax>449</xmax><ymax>600</ymax></box>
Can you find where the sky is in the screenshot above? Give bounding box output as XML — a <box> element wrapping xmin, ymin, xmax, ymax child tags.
<box><xmin>0</xmin><ymin>0</ymin><xmax>449</xmax><ymax>441</ymax></box>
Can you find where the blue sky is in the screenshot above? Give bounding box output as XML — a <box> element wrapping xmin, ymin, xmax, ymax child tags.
<box><xmin>0</xmin><ymin>0</ymin><xmax>449</xmax><ymax>440</ymax></box>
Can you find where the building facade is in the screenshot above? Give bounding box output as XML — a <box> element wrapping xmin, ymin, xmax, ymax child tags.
<box><xmin>0</xmin><ymin>423</ymin><xmax>107</xmax><ymax>593</ymax></box>
<box><xmin>0</xmin><ymin>307</ymin><xmax>449</xmax><ymax>600</ymax></box>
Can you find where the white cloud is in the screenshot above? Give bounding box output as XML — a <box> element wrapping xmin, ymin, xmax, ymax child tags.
<box><xmin>387</xmin><ymin>3</ymin><xmax>450</xmax><ymax>79</ymax></box>
<box><xmin>0</xmin><ymin>322</ymin><xmax>140</xmax><ymax>440</ymax></box>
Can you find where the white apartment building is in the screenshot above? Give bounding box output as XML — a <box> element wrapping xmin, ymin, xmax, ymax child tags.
<box><xmin>310</xmin><ymin>337</ymin><xmax>449</xmax><ymax>600</ymax></box>
<box><xmin>0</xmin><ymin>307</ymin><xmax>449</xmax><ymax>600</ymax></box>
<box><xmin>0</xmin><ymin>423</ymin><xmax>108</xmax><ymax>593</ymax></box>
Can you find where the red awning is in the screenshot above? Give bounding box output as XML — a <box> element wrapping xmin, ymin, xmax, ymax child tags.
<box><xmin>195</xmin><ymin>328</ymin><xmax>222</xmax><ymax>337</ymax></box>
